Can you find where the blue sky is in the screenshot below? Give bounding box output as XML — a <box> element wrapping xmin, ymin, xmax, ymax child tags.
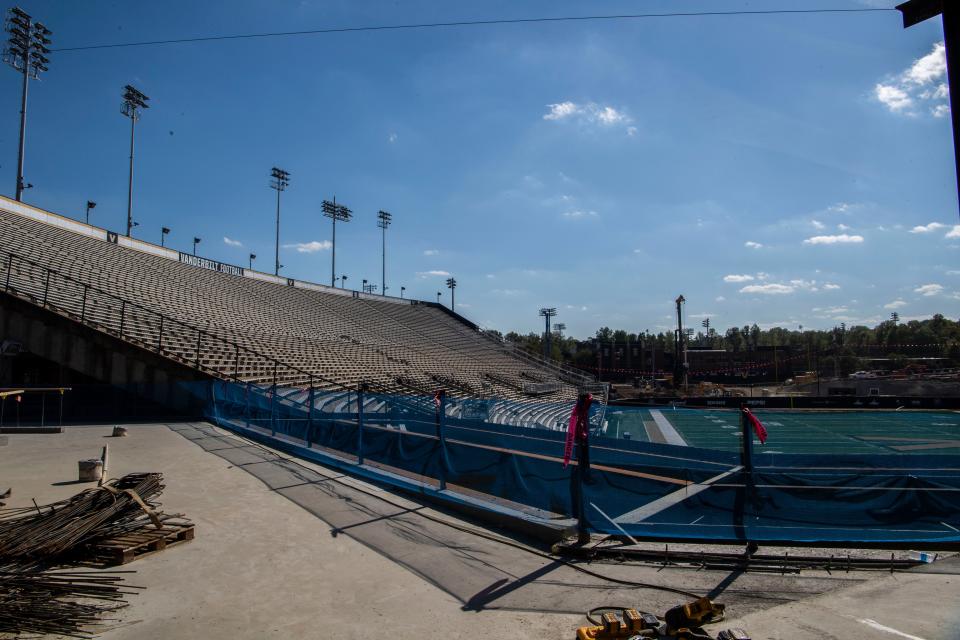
<box><xmin>1</xmin><ymin>0</ymin><xmax>957</xmax><ymax>338</ymax></box>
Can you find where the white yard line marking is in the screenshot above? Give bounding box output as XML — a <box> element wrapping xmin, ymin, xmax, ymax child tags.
<box><xmin>649</xmin><ymin>409</ymin><xmax>688</xmax><ymax>446</ymax></box>
<box><xmin>614</xmin><ymin>466</ymin><xmax>743</xmax><ymax>524</ymax></box>
<box><xmin>858</xmin><ymin>619</ymin><xmax>928</xmax><ymax>640</ymax></box>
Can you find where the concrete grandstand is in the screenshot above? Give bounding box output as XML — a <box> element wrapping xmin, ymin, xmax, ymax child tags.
<box><xmin>0</xmin><ymin>195</ymin><xmax>596</xmax><ymax>424</ymax></box>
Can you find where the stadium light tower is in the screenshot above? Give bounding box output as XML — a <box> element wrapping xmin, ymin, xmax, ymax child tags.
<box><xmin>192</xmin><ymin>236</ymin><xmax>201</xmax><ymax>256</ymax></box>
<box><xmin>377</xmin><ymin>210</ymin><xmax>392</xmax><ymax>296</ymax></box>
<box><xmin>269</xmin><ymin>167</ymin><xmax>289</xmax><ymax>275</ymax></box>
<box><xmin>539</xmin><ymin>308</ymin><xmax>557</xmax><ymax>359</ymax></box>
<box><xmin>85</xmin><ymin>200</ymin><xmax>96</xmax><ymax>224</ymax></box>
<box><xmin>322</xmin><ymin>198</ymin><xmax>352</xmax><ymax>286</ymax></box>
<box><xmin>161</xmin><ymin>226</ymin><xmax>170</xmax><ymax>246</ymax></box>
<box><xmin>437</xmin><ymin>291</ymin><xmax>441</xmax><ymax>304</ymax></box>
<box><xmin>553</xmin><ymin>322</ymin><xmax>566</xmax><ymax>339</ymax></box>
<box><xmin>400</xmin><ymin>285</ymin><xmax>405</xmax><ymax>299</ymax></box>
<box><xmin>445</xmin><ymin>277</ymin><xmax>457</xmax><ymax>311</ymax></box>
<box><xmin>4</xmin><ymin>7</ymin><xmax>51</xmax><ymax>202</ymax></box>
<box><xmin>121</xmin><ymin>85</ymin><xmax>149</xmax><ymax>237</ymax></box>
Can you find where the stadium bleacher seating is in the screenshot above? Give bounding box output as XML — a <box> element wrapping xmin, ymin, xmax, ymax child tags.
<box><xmin>0</xmin><ymin>203</ymin><xmax>590</xmax><ymax>404</ymax></box>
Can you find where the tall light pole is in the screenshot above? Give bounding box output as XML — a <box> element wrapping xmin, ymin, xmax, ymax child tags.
<box><xmin>4</xmin><ymin>7</ymin><xmax>50</xmax><ymax>202</ymax></box>
<box><xmin>121</xmin><ymin>85</ymin><xmax>149</xmax><ymax>237</ymax></box>
<box><xmin>554</xmin><ymin>322</ymin><xmax>566</xmax><ymax>340</ymax></box>
<box><xmin>85</xmin><ymin>200</ymin><xmax>96</xmax><ymax>224</ymax></box>
<box><xmin>341</xmin><ymin>274</ymin><xmax>347</xmax><ymax>288</ymax></box>
<box><xmin>377</xmin><ymin>210</ymin><xmax>392</xmax><ymax>296</ymax></box>
<box><xmin>445</xmin><ymin>277</ymin><xmax>457</xmax><ymax>311</ymax></box>
<box><xmin>192</xmin><ymin>236</ymin><xmax>201</xmax><ymax>256</ymax></box>
<box><xmin>322</xmin><ymin>198</ymin><xmax>352</xmax><ymax>286</ymax></box>
<box><xmin>269</xmin><ymin>167</ymin><xmax>289</xmax><ymax>276</ymax></box>
<box><xmin>161</xmin><ymin>226</ymin><xmax>170</xmax><ymax>246</ymax></box>
<box><xmin>539</xmin><ymin>308</ymin><xmax>557</xmax><ymax>359</ymax></box>
<box><xmin>249</xmin><ymin>253</ymin><xmax>256</xmax><ymax>269</ymax></box>
<box><xmin>400</xmin><ymin>286</ymin><xmax>406</xmax><ymax>299</ymax></box>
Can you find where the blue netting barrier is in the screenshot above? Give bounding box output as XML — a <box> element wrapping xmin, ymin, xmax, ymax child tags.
<box><xmin>202</xmin><ymin>380</ymin><xmax>960</xmax><ymax>545</ymax></box>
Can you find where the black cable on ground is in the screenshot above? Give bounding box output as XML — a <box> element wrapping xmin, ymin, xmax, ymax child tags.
<box><xmin>198</xmin><ymin>423</ymin><xmax>705</xmax><ymax>599</ymax></box>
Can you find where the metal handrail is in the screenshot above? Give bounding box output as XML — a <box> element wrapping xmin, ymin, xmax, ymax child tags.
<box><xmin>0</xmin><ymin>248</ymin><xmax>367</xmax><ymax>394</ymax></box>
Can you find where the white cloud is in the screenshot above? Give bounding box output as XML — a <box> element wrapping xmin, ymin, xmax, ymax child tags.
<box><xmin>542</xmin><ymin>101</ymin><xmax>633</xmax><ymax>134</ymax></box>
<box><xmin>416</xmin><ymin>270</ymin><xmax>451</xmax><ymax>278</ymax></box>
<box><xmin>811</xmin><ymin>219</ymin><xmax>826</xmax><ymax>230</ymax></box>
<box><xmin>875</xmin><ymin>83</ymin><xmax>913</xmax><ymax>112</ymax></box>
<box><xmin>823</xmin><ymin>283</ymin><xmax>841</xmax><ymax>290</ymax></box>
<box><xmin>884</xmin><ymin>299</ymin><xmax>907</xmax><ymax>309</ymax></box>
<box><xmin>837</xmin><ymin>224</ymin><xmax>851</xmax><ymax>231</ymax></box>
<box><xmin>283</xmin><ymin>240</ymin><xmax>331</xmax><ymax>253</ymax></box>
<box><xmin>946</xmin><ymin>270</ymin><xmax>960</xmax><ymax>276</ymax></box>
<box><xmin>740</xmin><ymin>283</ymin><xmax>794</xmax><ymax>295</ymax></box>
<box><xmin>744</xmin><ymin>241</ymin><xmax>763</xmax><ymax>249</ymax></box>
<box><xmin>223</xmin><ymin>236</ymin><xmax>242</xmax><ymax>247</ymax></box>
<box><xmin>388</xmin><ymin>132</ymin><xmax>398</xmax><ymax>143</ymax></box>
<box><xmin>803</xmin><ymin>234</ymin><xmax>864</xmax><ymax>245</ymax></box>
<box><xmin>562</xmin><ymin>210</ymin><xmax>598</xmax><ymax>219</ymax></box>
<box><xmin>946</xmin><ymin>225</ymin><xmax>960</xmax><ymax>239</ymax></box>
<box><xmin>723</xmin><ymin>274</ymin><xmax>754</xmax><ymax>283</ymax></box>
<box><xmin>492</xmin><ymin>288</ymin><xmax>524</xmax><ymax>296</ymax></box>
<box><xmin>715</xmin><ymin>296</ymin><xmax>726</xmax><ymax>302</ymax></box>
<box><xmin>423</xmin><ymin>249</ymin><xmax>439</xmax><ymax>256</ymax></box>
<box><xmin>910</xmin><ymin>222</ymin><xmax>946</xmax><ymax>233</ymax></box>
<box><xmin>875</xmin><ymin>41</ymin><xmax>948</xmax><ymax>117</ymax></box>
<box><xmin>485</xmin><ymin>273</ymin><xmax>495</xmax><ymax>279</ymax></box>
<box><xmin>827</xmin><ymin>202</ymin><xmax>856</xmax><ymax>214</ymax></box>
<box><xmin>914</xmin><ymin>283</ymin><xmax>943</xmax><ymax>296</ymax></box>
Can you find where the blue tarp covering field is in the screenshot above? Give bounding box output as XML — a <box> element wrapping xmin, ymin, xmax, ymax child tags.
<box><xmin>204</xmin><ymin>380</ymin><xmax>960</xmax><ymax>545</ymax></box>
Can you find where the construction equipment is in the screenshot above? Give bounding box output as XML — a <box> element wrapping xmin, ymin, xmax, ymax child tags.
<box><xmin>576</xmin><ymin>599</ymin><xmax>730</xmax><ymax>640</ymax></box>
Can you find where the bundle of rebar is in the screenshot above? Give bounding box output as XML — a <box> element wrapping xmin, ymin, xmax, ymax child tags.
<box><xmin>0</xmin><ymin>472</ymin><xmax>164</xmax><ymax>562</ymax></box>
<box><xmin>0</xmin><ymin>473</ymin><xmax>166</xmax><ymax>637</ymax></box>
<box><xmin>0</xmin><ymin>566</ymin><xmax>137</xmax><ymax>638</ymax></box>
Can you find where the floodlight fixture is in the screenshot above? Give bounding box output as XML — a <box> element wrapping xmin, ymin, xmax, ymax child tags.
<box><xmin>121</xmin><ymin>84</ymin><xmax>149</xmax><ymax>237</ymax></box>
<box><xmin>193</xmin><ymin>236</ymin><xmax>201</xmax><ymax>256</ymax></box>
<box><xmin>539</xmin><ymin>308</ymin><xmax>558</xmax><ymax>359</ymax></box>
<box><xmin>249</xmin><ymin>253</ymin><xmax>256</xmax><ymax>269</ymax></box>
<box><xmin>84</xmin><ymin>200</ymin><xmax>96</xmax><ymax>224</ymax></box>
<box><xmin>553</xmin><ymin>322</ymin><xmax>566</xmax><ymax>339</ymax></box>
<box><xmin>322</xmin><ymin>197</ymin><xmax>352</xmax><ymax>286</ymax></box>
<box><xmin>377</xmin><ymin>210</ymin><xmax>392</xmax><ymax>296</ymax></box>
<box><xmin>269</xmin><ymin>166</ymin><xmax>290</xmax><ymax>275</ymax></box>
<box><xmin>161</xmin><ymin>226</ymin><xmax>170</xmax><ymax>246</ymax></box>
<box><xmin>437</xmin><ymin>291</ymin><xmax>442</xmax><ymax>304</ymax></box>
<box><xmin>400</xmin><ymin>286</ymin><xmax>406</xmax><ymax>299</ymax></box>
<box><xmin>446</xmin><ymin>277</ymin><xmax>457</xmax><ymax>311</ymax></box>
<box><xmin>5</xmin><ymin>7</ymin><xmax>53</xmax><ymax>201</ymax></box>
<box><xmin>891</xmin><ymin>311</ymin><xmax>899</xmax><ymax>323</ymax></box>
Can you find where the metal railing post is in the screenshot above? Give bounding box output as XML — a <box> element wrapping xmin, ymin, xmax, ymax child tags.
<box><xmin>436</xmin><ymin>389</ymin><xmax>448</xmax><ymax>491</ymax></box>
<box><xmin>157</xmin><ymin>315</ymin><xmax>164</xmax><ymax>352</ymax></box>
<box><xmin>3</xmin><ymin>253</ymin><xmax>12</xmax><ymax>292</ymax></box>
<box><xmin>271</xmin><ymin>361</ymin><xmax>278</xmax><ymax>436</ymax></box>
<box><xmin>41</xmin><ymin>269</ymin><xmax>50</xmax><ymax>307</ymax></box>
<box><xmin>245</xmin><ymin>381</ymin><xmax>251</xmax><ymax>430</ymax></box>
<box><xmin>307</xmin><ymin>376</ymin><xmax>315</xmax><ymax>448</ymax></box>
<box><xmin>357</xmin><ymin>383</ymin><xmax>366</xmax><ymax>465</ymax></box>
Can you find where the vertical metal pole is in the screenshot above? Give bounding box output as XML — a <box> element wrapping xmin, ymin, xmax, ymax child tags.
<box><xmin>437</xmin><ymin>389</ymin><xmax>447</xmax><ymax>491</ymax></box>
<box><xmin>233</xmin><ymin>344</ymin><xmax>240</xmax><ymax>379</ymax></box>
<box><xmin>245</xmin><ymin>381</ymin><xmax>251</xmax><ymax>430</ymax></box>
<box><xmin>40</xmin><ymin>392</ymin><xmax>44</xmax><ymax>427</ymax></box>
<box><xmin>118</xmin><ymin>300</ymin><xmax>125</xmax><ymax>338</ymax></box>
<box><xmin>15</xmin><ymin>40</ymin><xmax>29</xmax><ymax>202</ymax></box>
<box><xmin>274</xmin><ymin>187</ymin><xmax>281</xmax><ymax>276</ymax></box>
<box><xmin>307</xmin><ymin>378</ymin><xmax>315</xmax><ymax>448</ymax></box>
<box><xmin>330</xmin><ymin>197</ymin><xmax>337</xmax><ymax>287</ymax></box>
<box><xmin>80</xmin><ymin>284</ymin><xmax>88</xmax><ymax>322</ymax></box>
<box><xmin>356</xmin><ymin>383</ymin><xmax>365</xmax><ymax>465</ymax></box>
<box><xmin>157</xmin><ymin>315</ymin><xmax>164</xmax><ymax>352</ymax></box>
<box><xmin>4</xmin><ymin>254</ymin><xmax>12</xmax><ymax>292</ymax></box>
<box><xmin>741</xmin><ymin>406</ymin><xmax>754</xmax><ymax>472</ymax></box>
<box><xmin>126</xmin><ymin>114</ymin><xmax>136</xmax><ymax>237</ymax></box>
<box><xmin>41</xmin><ymin>269</ymin><xmax>49</xmax><ymax>307</ymax></box>
<box><xmin>58</xmin><ymin>390</ymin><xmax>63</xmax><ymax>426</ymax></box>
<box><xmin>271</xmin><ymin>361</ymin><xmax>278</xmax><ymax>436</ymax></box>
<box><xmin>381</xmin><ymin>223</ymin><xmax>386</xmax><ymax>296</ymax></box>
<box><xmin>195</xmin><ymin>330</ymin><xmax>202</xmax><ymax>368</ymax></box>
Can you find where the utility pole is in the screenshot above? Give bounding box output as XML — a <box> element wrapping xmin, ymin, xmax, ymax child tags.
<box><xmin>897</xmin><ymin>1</ymin><xmax>960</xmax><ymax>217</ymax></box>
<box><xmin>539</xmin><ymin>308</ymin><xmax>557</xmax><ymax>359</ymax></box>
<box><xmin>85</xmin><ymin>200</ymin><xmax>96</xmax><ymax>224</ymax></box>
<box><xmin>322</xmin><ymin>198</ymin><xmax>352</xmax><ymax>287</ymax></box>
<box><xmin>161</xmin><ymin>226</ymin><xmax>170</xmax><ymax>247</ymax></box>
<box><xmin>674</xmin><ymin>295</ymin><xmax>686</xmax><ymax>389</ymax></box>
<box><xmin>3</xmin><ymin>7</ymin><xmax>51</xmax><ymax>202</ymax></box>
<box><xmin>377</xmin><ymin>210</ymin><xmax>392</xmax><ymax>295</ymax></box>
<box><xmin>269</xmin><ymin>167</ymin><xmax>289</xmax><ymax>276</ymax></box>
<box><xmin>121</xmin><ymin>85</ymin><xmax>149</xmax><ymax>237</ymax></box>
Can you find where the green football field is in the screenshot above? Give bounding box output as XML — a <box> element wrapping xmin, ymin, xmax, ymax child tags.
<box><xmin>603</xmin><ymin>407</ymin><xmax>960</xmax><ymax>455</ymax></box>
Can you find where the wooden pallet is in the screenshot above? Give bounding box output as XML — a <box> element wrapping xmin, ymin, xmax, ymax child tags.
<box><xmin>85</xmin><ymin>521</ymin><xmax>194</xmax><ymax>566</ymax></box>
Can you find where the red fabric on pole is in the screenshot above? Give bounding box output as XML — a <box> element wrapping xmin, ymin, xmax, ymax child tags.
<box><xmin>563</xmin><ymin>394</ymin><xmax>593</xmax><ymax>468</ymax></box>
<box><xmin>433</xmin><ymin>389</ymin><xmax>442</xmax><ymax>410</ymax></box>
<box><xmin>742</xmin><ymin>407</ymin><xmax>768</xmax><ymax>444</ymax></box>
